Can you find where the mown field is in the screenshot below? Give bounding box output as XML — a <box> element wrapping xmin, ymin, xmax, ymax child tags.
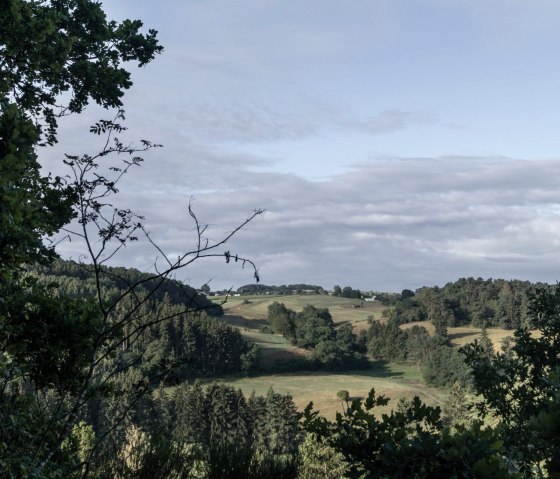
<box><xmin>214</xmin><ymin>294</ymin><xmax>387</xmax><ymax>364</ymax></box>
<box><xmin>200</xmin><ymin>294</ymin><xmax>529</xmax><ymax>419</ymax></box>
<box><xmin>214</xmin><ymin>293</ymin><xmax>520</xmax><ymax>352</ymax></box>
<box><xmin>182</xmin><ymin>362</ymin><xmax>448</xmax><ymax>420</ymax></box>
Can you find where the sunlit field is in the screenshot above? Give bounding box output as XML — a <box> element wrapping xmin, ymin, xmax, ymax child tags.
<box><xmin>215</xmin><ymin>294</ymin><xmax>535</xmax><ymax>361</ymax></box>
<box><xmin>199</xmin><ymin>294</ymin><xmax>541</xmax><ymax>420</ymax></box>
<box><xmin>215</xmin><ymin>293</ymin><xmax>386</xmax><ymax>325</ymax></box>
<box><xmin>171</xmin><ymin>362</ymin><xmax>448</xmax><ymax>420</ymax></box>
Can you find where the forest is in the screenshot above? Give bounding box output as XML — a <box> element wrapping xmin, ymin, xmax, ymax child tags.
<box><xmin>1</xmin><ymin>1</ymin><xmax>560</xmax><ymax>478</ymax></box>
<box><xmin>390</xmin><ymin>278</ymin><xmax>545</xmax><ymax>329</ymax></box>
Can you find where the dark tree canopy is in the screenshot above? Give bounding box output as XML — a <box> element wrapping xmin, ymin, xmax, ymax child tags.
<box><xmin>0</xmin><ymin>102</ymin><xmax>76</xmax><ymax>267</ymax></box>
<box><xmin>1</xmin><ymin>0</ymin><xmax>162</xmax><ymax>144</ymax></box>
<box><xmin>391</xmin><ymin>277</ymin><xmax>539</xmax><ymax>329</ymax></box>
<box><xmin>0</xmin><ymin>2</ymin><xmax>163</xmax><ymax>475</ymax></box>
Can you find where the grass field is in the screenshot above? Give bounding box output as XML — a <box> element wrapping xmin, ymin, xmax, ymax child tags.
<box><xmin>214</xmin><ymin>294</ymin><xmax>388</xmax><ymax>365</ymax></box>
<box><xmin>188</xmin><ymin>362</ymin><xmax>448</xmax><ymax>420</ymax></box>
<box><xmin>216</xmin><ymin>294</ymin><xmax>387</xmax><ymax>327</ymax></box>
<box><xmin>200</xmin><ymin>294</ymin><xmax>535</xmax><ymax>418</ymax></box>
<box><xmin>215</xmin><ymin>294</ymin><xmax>529</xmax><ymax>361</ymax></box>
<box><xmin>400</xmin><ymin>321</ymin><xmax>534</xmax><ymax>349</ymax></box>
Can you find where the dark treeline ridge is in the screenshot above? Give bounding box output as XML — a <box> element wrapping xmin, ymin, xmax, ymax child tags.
<box><xmin>392</xmin><ymin>277</ymin><xmax>551</xmax><ymax>329</ymax></box>
<box><xmin>237</xmin><ymin>283</ymin><xmax>325</xmax><ymax>295</ymax></box>
<box><xmin>29</xmin><ymin>260</ymin><xmax>258</xmax><ymax>380</ymax></box>
<box><xmin>30</xmin><ymin>259</ymin><xmax>224</xmax><ymax>316</ymax></box>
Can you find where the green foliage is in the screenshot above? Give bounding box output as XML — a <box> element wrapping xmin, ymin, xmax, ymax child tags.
<box><xmin>366</xmin><ymin>316</ymin><xmax>470</xmax><ymax>388</ymax></box>
<box><xmin>462</xmin><ymin>285</ymin><xmax>560</xmax><ymax>476</ymax></box>
<box><xmin>297</xmin><ymin>433</ymin><xmax>349</xmax><ymax>479</ymax></box>
<box><xmin>392</xmin><ymin>278</ymin><xmax>538</xmax><ymax>328</ymax></box>
<box><xmin>303</xmin><ymin>388</ymin><xmax>511</xmax><ymax>479</ymax></box>
<box><xmin>1</xmin><ymin>0</ymin><xmax>162</xmax><ymax>144</ymax></box>
<box><xmin>423</xmin><ymin>344</ymin><xmax>472</xmax><ymax>388</ymax></box>
<box><xmin>107</xmin><ymin>424</ymin><xmax>196</xmax><ymax>479</ymax></box>
<box><xmin>400</xmin><ymin>289</ymin><xmax>415</xmax><ymax>301</ymax></box>
<box><xmin>0</xmin><ymin>101</ymin><xmax>76</xmax><ymax>268</ymax></box>
<box><xmin>478</xmin><ymin>326</ymin><xmax>495</xmax><ymax>358</ymax></box>
<box><xmin>61</xmin><ymin>421</ymin><xmax>96</xmax><ymax>475</ymax></box>
<box><xmin>293</xmin><ymin>305</ymin><xmax>335</xmax><ymax>348</ymax></box>
<box><xmin>442</xmin><ymin>381</ymin><xmax>472</xmax><ymax>427</ymax></box>
<box><xmin>366</xmin><ymin>318</ymin><xmax>443</xmax><ymax>366</ymax></box>
<box><xmin>32</xmin><ymin>258</ymin><xmax>224</xmax><ymax>317</ymax></box>
<box><xmin>1</xmin><ymin>276</ymin><xmax>102</xmax><ymax>391</ymax></box>
<box><xmin>341</xmin><ymin>286</ymin><xmax>361</xmax><ymax>299</ymax></box>
<box><xmin>331</xmin><ymin>285</ymin><xmax>362</xmax><ymax>298</ymax></box>
<box><xmin>268</xmin><ymin>301</ymin><xmax>296</xmax><ymax>337</ymax></box>
<box><xmin>151</xmin><ymin>383</ymin><xmax>302</xmax><ymax>478</ymax></box>
<box><xmin>367</xmin><ymin>319</ymin><xmax>407</xmax><ymax>361</ymax></box>
<box><xmin>162</xmin><ymin>314</ymin><xmax>258</xmax><ymax>377</ymax></box>
<box><xmin>336</xmin><ymin>390</ymin><xmax>350</xmax><ymax>402</ymax></box>
<box><xmin>0</xmin><ymin>3</ymin><xmax>162</xmax><ymax>476</ymax></box>
<box><xmin>267</xmin><ymin>303</ymin><xmax>368</xmax><ymax>371</ymax></box>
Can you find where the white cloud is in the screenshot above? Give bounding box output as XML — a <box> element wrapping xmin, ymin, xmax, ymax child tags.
<box><xmin>53</xmin><ymin>154</ymin><xmax>560</xmax><ymax>291</ymax></box>
<box><xmin>42</xmin><ymin>1</ymin><xmax>560</xmax><ymax>292</ymax></box>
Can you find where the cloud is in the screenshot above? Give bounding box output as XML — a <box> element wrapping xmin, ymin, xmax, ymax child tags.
<box><xmin>53</xmin><ymin>152</ymin><xmax>560</xmax><ymax>292</ymax></box>
<box><xmin>358</xmin><ymin>110</ymin><xmax>436</xmax><ymax>135</ymax></box>
<box><xmin>42</xmin><ymin>0</ymin><xmax>560</xmax><ymax>292</ymax></box>
<box><xmin>170</xmin><ymin>100</ymin><xmax>318</xmax><ymax>144</ymax></box>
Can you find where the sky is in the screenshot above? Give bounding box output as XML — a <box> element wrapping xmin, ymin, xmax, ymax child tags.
<box><xmin>44</xmin><ymin>0</ymin><xmax>560</xmax><ymax>292</ymax></box>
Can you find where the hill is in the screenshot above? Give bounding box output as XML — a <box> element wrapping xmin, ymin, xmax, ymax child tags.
<box><xmin>30</xmin><ymin>259</ymin><xmax>223</xmax><ymax>316</ymax></box>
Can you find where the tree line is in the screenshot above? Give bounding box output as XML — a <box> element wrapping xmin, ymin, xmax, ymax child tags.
<box><xmin>391</xmin><ymin>277</ymin><xmax>547</xmax><ymax>329</ymax></box>
<box><xmin>237</xmin><ymin>284</ymin><xmax>325</xmax><ymax>295</ymax></box>
<box><xmin>80</xmin><ymin>382</ymin><xmax>302</xmax><ymax>478</ymax></box>
<box><xmin>31</xmin><ymin>259</ymin><xmax>224</xmax><ymax>317</ymax></box>
<box><xmin>28</xmin><ymin>260</ymin><xmax>258</xmax><ymax>381</ymax></box>
<box><xmin>332</xmin><ymin>285</ymin><xmax>363</xmax><ymax>299</ymax></box>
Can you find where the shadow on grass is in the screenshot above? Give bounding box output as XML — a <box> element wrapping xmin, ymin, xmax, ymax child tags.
<box><xmin>448</xmin><ymin>331</ymin><xmax>479</xmax><ymax>342</ymax></box>
<box><xmin>206</xmin><ymin>360</ymin><xmax>408</xmax><ymax>385</ymax></box>
<box><xmin>221</xmin><ymin>314</ymin><xmax>268</xmax><ymax>329</ymax></box>
<box><xmin>250</xmin><ymin>336</ymin><xmax>290</xmax><ymax>347</ymax></box>
<box><xmin>361</xmin><ymin>360</ymin><xmax>405</xmax><ymax>379</ymax></box>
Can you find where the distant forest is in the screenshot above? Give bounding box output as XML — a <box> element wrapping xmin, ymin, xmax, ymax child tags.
<box><xmin>237</xmin><ymin>283</ymin><xmax>325</xmax><ymax>295</ymax></box>
<box><xmin>392</xmin><ymin>277</ymin><xmax>551</xmax><ymax>329</ymax></box>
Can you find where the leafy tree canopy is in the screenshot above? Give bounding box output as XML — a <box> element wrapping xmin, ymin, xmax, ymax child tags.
<box><xmin>1</xmin><ymin>0</ymin><xmax>162</xmax><ymax>144</ymax></box>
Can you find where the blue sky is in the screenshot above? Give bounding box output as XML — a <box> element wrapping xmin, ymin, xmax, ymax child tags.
<box><xmin>47</xmin><ymin>0</ymin><xmax>560</xmax><ymax>291</ymax></box>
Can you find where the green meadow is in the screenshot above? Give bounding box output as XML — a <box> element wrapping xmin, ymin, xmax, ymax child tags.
<box><xmin>193</xmin><ymin>294</ymin><xmax>453</xmax><ymax>418</ymax></box>
<box><xmin>199</xmin><ymin>293</ymin><xmax>535</xmax><ymax>419</ymax></box>
<box><xmin>175</xmin><ymin>362</ymin><xmax>447</xmax><ymax>420</ymax></box>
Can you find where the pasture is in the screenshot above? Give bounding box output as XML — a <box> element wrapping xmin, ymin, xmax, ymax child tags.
<box><xmin>192</xmin><ymin>362</ymin><xmax>448</xmax><ymax>420</ymax></box>
<box><xmin>214</xmin><ymin>293</ymin><xmax>525</xmax><ymax>360</ymax></box>
<box><xmin>400</xmin><ymin>321</ymin><xmax>524</xmax><ymax>349</ymax></box>
<box><xmin>197</xmin><ymin>294</ymin><xmax>533</xmax><ymax>420</ymax></box>
<box><xmin>216</xmin><ymin>293</ymin><xmax>386</xmax><ymax>327</ymax></box>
